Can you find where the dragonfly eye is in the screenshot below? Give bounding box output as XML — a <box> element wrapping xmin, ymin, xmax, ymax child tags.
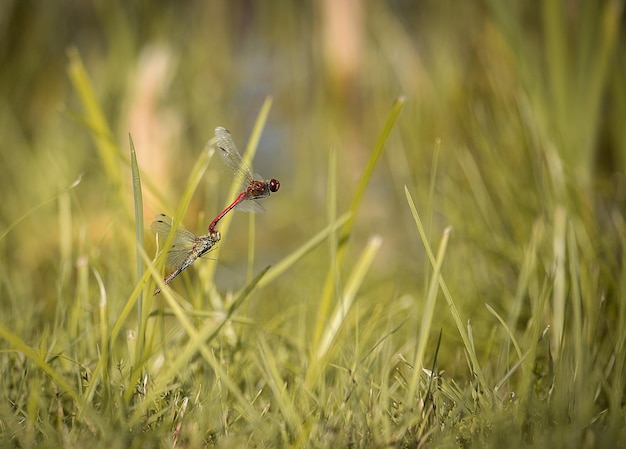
<box><xmin>269</xmin><ymin>179</ymin><xmax>280</xmax><ymax>192</ymax></box>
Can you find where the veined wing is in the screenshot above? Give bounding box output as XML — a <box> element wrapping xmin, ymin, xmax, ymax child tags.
<box><xmin>214</xmin><ymin>126</ymin><xmax>255</xmax><ymax>187</ymax></box>
<box><xmin>151</xmin><ymin>214</ymin><xmax>199</xmax><ymax>270</ymax></box>
<box><xmin>234</xmin><ymin>199</ymin><xmax>264</xmax><ymax>214</ymax></box>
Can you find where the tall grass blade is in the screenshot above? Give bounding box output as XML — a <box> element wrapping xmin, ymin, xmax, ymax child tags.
<box><xmin>67</xmin><ymin>47</ymin><xmax>122</xmax><ymax>189</ymax></box>
<box><xmin>129</xmin><ymin>134</ymin><xmax>147</xmax><ymax>366</ymax></box>
<box><xmin>507</xmin><ymin>218</ymin><xmax>544</xmax><ymax>331</ymax></box>
<box><xmin>408</xmin><ymin>225</ymin><xmax>450</xmax><ymax>401</ymax></box>
<box><xmin>257</xmin><ymin>334</ymin><xmax>303</xmax><ymax>436</ymax></box>
<box><xmin>247</xmin><ymin>209</ymin><xmax>256</xmax><ymax>283</ymax></box>
<box><xmin>327</xmin><ymin>144</ymin><xmax>340</xmax><ymax>306</ymax></box>
<box><xmin>128</xmin><ymin>262</ymin><xmax>270</xmax><ymax>421</ymax></box>
<box><xmin>110</xmin><ymin>141</ymin><xmax>215</xmax><ymax>402</ymax></box>
<box><xmin>0</xmin><ymin>324</ymin><xmax>105</xmax><ymax>432</ymax></box>
<box><xmin>567</xmin><ymin>220</ymin><xmax>583</xmax><ymax>389</ymax></box>
<box><xmin>424</xmin><ymin>138</ymin><xmax>441</xmax><ymax>260</ymax></box>
<box><xmin>516</xmin><ymin>275</ymin><xmax>553</xmax><ymax>419</ymax></box>
<box><xmin>314</xmin><ymin>96</ymin><xmax>405</xmax><ymax>347</ymax></box>
<box><xmin>485</xmin><ymin>303</ymin><xmax>523</xmax><ymax>363</ymax></box>
<box><xmin>0</xmin><ymin>174</ymin><xmax>82</xmax><ymax>243</ymax></box>
<box><xmin>405</xmin><ymin>186</ymin><xmax>488</xmax><ymax>388</ymax></box>
<box><xmin>315</xmin><ymin>235</ymin><xmax>382</xmax><ymax>361</ymax></box>
<box><xmin>552</xmin><ymin>206</ymin><xmax>567</xmax><ymax>355</ymax></box>
<box><xmin>151</xmin><ymin>136</ymin><xmax>215</xmax><ymax>302</ymax></box>
<box><xmin>204</xmin><ymin>96</ymin><xmax>273</xmax><ymax>282</ymax></box>
<box><xmin>256</xmin><ymin>213</ymin><xmax>350</xmax><ymax>289</ymax></box>
<box><xmin>342</xmin><ymin>97</ymin><xmax>405</xmax><ymax>239</ymax></box>
<box><xmin>83</xmin><ymin>268</ymin><xmax>109</xmax><ymax>405</ymax></box>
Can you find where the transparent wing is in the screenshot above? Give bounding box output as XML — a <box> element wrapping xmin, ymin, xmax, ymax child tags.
<box><xmin>150</xmin><ymin>213</ymin><xmax>172</xmax><ymax>233</ymax></box>
<box><xmin>214</xmin><ymin>126</ymin><xmax>255</xmax><ymax>186</ymax></box>
<box><xmin>165</xmin><ymin>243</ymin><xmax>195</xmax><ymax>271</ymax></box>
<box><xmin>234</xmin><ymin>200</ymin><xmax>265</xmax><ymax>214</ymax></box>
<box><xmin>151</xmin><ymin>214</ymin><xmax>198</xmax><ymax>244</ymax></box>
<box><xmin>151</xmin><ymin>214</ymin><xmax>198</xmax><ymax>270</ymax></box>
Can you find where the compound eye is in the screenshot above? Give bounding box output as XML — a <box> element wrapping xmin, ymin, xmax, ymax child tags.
<box><xmin>269</xmin><ymin>179</ymin><xmax>280</xmax><ymax>192</ymax></box>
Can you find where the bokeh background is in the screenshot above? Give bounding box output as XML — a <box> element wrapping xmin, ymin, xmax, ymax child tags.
<box><xmin>1</xmin><ymin>0</ymin><xmax>625</xmax><ymax>381</ymax></box>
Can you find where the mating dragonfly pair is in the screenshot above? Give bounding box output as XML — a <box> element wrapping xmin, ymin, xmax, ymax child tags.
<box><xmin>152</xmin><ymin>127</ymin><xmax>280</xmax><ymax>294</ymax></box>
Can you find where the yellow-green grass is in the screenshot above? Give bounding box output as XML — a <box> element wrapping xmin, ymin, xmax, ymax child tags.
<box><xmin>0</xmin><ymin>2</ymin><xmax>625</xmax><ymax>448</ymax></box>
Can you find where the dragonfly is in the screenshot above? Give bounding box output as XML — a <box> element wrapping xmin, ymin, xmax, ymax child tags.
<box><xmin>208</xmin><ymin>126</ymin><xmax>280</xmax><ymax>233</ymax></box>
<box><xmin>151</xmin><ymin>214</ymin><xmax>221</xmax><ymax>294</ymax></box>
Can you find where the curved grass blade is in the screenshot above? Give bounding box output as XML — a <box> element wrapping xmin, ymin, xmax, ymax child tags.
<box><xmin>67</xmin><ymin>47</ymin><xmax>122</xmax><ymax>188</ymax></box>
<box><xmin>256</xmin><ymin>213</ymin><xmax>350</xmax><ymax>290</ymax></box>
<box><xmin>203</xmin><ymin>96</ymin><xmax>274</xmax><ymax>284</ymax></box>
<box><xmin>151</xmin><ymin>137</ymin><xmax>216</xmax><ymax>298</ymax></box>
<box><xmin>128</xmin><ymin>265</ymin><xmax>271</xmax><ymax>422</ymax></box>
<box><xmin>0</xmin><ymin>174</ymin><xmax>82</xmax><ymax>243</ymax></box>
<box><xmin>0</xmin><ymin>324</ymin><xmax>106</xmax><ymax>433</ymax></box>
<box><xmin>405</xmin><ymin>186</ymin><xmax>488</xmax><ymax>390</ymax></box>
<box><xmin>315</xmin><ymin>235</ymin><xmax>383</xmax><ymax>361</ymax></box>
<box><xmin>129</xmin><ymin>134</ymin><xmax>147</xmax><ymax>362</ymax></box>
<box><xmin>313</xmin><ymin>96</ymin><xmax>406</xmax><ymax>348</ymax></box>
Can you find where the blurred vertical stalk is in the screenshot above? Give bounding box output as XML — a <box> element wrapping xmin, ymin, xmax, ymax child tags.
<box><xmin>552</xmin><ymin>206</ymin><xmax>567</xmax><ymax>354</ymax></box>
<box><xmin>67</xmin><ymin>48</ymin><xmax>123</xmax><ymax>193</ymax></box>
<box><xmin>312</xmin><ymin>97</ymin><xmax>405</xmax><ymax>349</ymax></box>
<box><xmin>57</xmin><ymin>189</ymin><xmax>72</xmax><ymax>288</ymax></box>
<box><xmin>129</xmin><ymin>134</ymin><xmax>146</xmax><ymax>366</ymax></box>
<box><xmin>487</xmin><ymin>0</ymin><xmax>623</xmax><ymax>190</ymax></box>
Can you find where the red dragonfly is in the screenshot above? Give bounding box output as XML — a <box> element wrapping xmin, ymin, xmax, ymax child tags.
<box><xmin>208</xmin><ymin>126</ymin><xmax>280</xmax><ymax>232</ymax></box>
<box><xmin>151</xmin><ymin>214</ymin><xmax>221</xmax><ymax>294</ymax></box>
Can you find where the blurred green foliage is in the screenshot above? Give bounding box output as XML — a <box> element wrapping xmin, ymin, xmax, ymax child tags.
<box><xmin>0</xmin><ymin>0</ymin><xmax>625</xmax><ymax>447</ymax></box>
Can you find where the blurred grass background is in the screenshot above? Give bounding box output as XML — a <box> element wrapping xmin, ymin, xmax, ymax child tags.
<box><xmin>1</xmin><ymin>0</ymin><xmax>625</xmax><ymax>447</ymax></box>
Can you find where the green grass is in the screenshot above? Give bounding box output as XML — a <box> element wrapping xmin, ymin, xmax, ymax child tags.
<box><xmin>1</xmin><ymin>1</ymin><xmax>625</xmax><ymax>448</ymax></box>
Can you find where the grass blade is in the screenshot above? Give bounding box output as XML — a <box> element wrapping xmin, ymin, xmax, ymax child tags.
<box><xmin>315</xmin><ymin>235</ymin><xmax>383</xmax><ymax>361</ymax></box>
<box><xmin>408</xmin><ymin>225</ymin><xmax>450</xmax><ymax>401</ymax></box>
<box><xmin>256</xmin><ymin>213</ymin><xmax>350</xmax><ymax>289</ymax></box>
<box><xmin>0</xmin><ymin>174</ymin><xmax>82</xmax><ymax>243</ymax></box>
<box><xmin>151</xmin><ymin>137</ymin><xmax>216</xmax><ymax>300</ymax></box>
<box><xmin>67</xmin><ymin>47</ymin><xmax>121</xmax><ymax>188</ymax></box>
<box><xmin>129</xmin><ymin>134</ymin><xmax>147</xmax><ymax>366</ymax></box>
<box><xmin>128</xmin><ymin>264</ymin><xmax>271</xmax><ymax>423</ymax></box>
<box><xmin>313</xmin><ymin>96</ymin><xmax>406</xmax><ymax>347</ymax></box>
<box><xmin>257</xmin><ymin>334</ymin><xmax>303</xmax><ymax>436</ymax></box>
<box><xmin>405</xmin><ymin>186</ymin><xmax>488</xmax><ymax>389</ymax></box>
<box><xmin>0</xmin><ymin>325</ymin><xmax>105</xmax><ymax>432</ymax></box>
<box><xmin>204</xmin><ymin>96</ymin><xmax>274</xmax><ymax>283</ymax></box>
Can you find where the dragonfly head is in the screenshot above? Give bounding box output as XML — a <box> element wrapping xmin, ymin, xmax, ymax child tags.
<box><xmin>269</xmin><ymin>179</ymin><xmax>280</xmax><ymax>193</ymax></box>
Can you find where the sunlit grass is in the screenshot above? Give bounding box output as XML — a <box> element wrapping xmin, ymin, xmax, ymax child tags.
<box><xmin>1</xmin><ymin>1</ymin><xmax>625</xmax><ymax>448</ymax></box>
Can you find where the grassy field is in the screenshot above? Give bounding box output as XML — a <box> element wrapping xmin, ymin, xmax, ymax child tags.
<box><xmin>1</xmin><ymin>1</ymin><xmax>625</xmax><ymax>448</ymax></box>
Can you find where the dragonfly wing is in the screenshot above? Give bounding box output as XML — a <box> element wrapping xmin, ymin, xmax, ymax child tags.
<box><xmin>165</xmin><ymin>244</ymin><xmax>195</xmax><ymax>271</ymax></box>
<box><xmin>171</xmin><ymin>226</ymin><xmax>197</xmax><ymax>247</ymax></box>
<box><xmin>215</xmin><ymin>127</ymin><xmax>243</xmax><ymax>170</ymax></box>
<box><xmin>151</xmin><ymin>214</ymin><xmax>198</xmax><ymax>270</ymax></box>
<box><xmin>152</xmin><ymin>214</ymin><xmax>198</xmax><ymax>242</ymax></box>
<box><xmin>151</xmin><ymin>213</ymin><xmax>172</xmax><ymax>235</ymax></box>
<box><xmin>235</xmin><ymin>200</ymin><xmax>265</xmax><ymax>214</ymax></box>
<box><xmin>214</xmin><ymin>126</ymin><xmax>255</xmax><ymax>186</ymax></box>
<box><xmin>166</xmin><ymin>227</ymin><xmax>199</xmax><ymax>270</ymax></box>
